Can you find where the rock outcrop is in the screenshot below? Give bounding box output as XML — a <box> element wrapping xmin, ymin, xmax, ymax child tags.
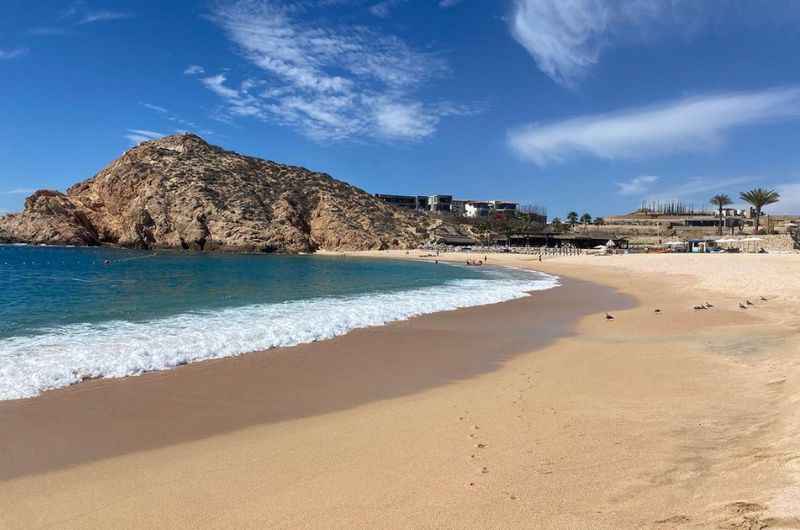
<box><xmin>0</xmin><ymin>134</ymin><xmax>454</xmax><ymax>252</ymax></box>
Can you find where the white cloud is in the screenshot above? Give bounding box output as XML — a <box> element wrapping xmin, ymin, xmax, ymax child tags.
<box><xmin>138</xmin><ymin>102</ymin><xmax>209</xmax><ymax>136</ymax></box>
<box><xmin>142</xmin><ymin>102</ymin><xmax>168</xmax><ymax>113</ymax></box>
<box><xmin>509</xmin><ymin>0</ymin><xmax>632</xmax><ymax>87</ymax></box>
<box><xmin>369</xmin><ymin>0</ymin><xmax>406</xmax><ymax>17</ymax></box>
<box><xmin>202</xmin><ymin>74</ymin><xmax>242</xmax><ymax>100</ymax></box>
<box><xmin>509</xmin><ymin>0</ymin><xmax>800</xmax><ymax>87</ymax></box>
<box><xmin>0</xmin><ymin>48</ymin><xmax>28</xmax><ymax>60</ymax></box>
<box><xmin>124</xmin><ymin>129</ymin><xmax>164</xmax><ymax>145</ymax></box>
<box><xmin>617</xmin><ymin>175</ymin><xmax>658</xmax><ymax>196</ymax></box>
<box><xmin>508</xmin><ymin>87</ymin><xmax>800</xmax><ymax>166</ymax></box>
<box><xmin>373</xmin><ymin>99</ymin><xmax>437</xmax><ymax>139</ymax></box>
<box><xmin>200</xmin><ymin>0</ymin><xmax>467</xmax><ymax>141</ymax></box>
<box><xmin>77</xmin><ymin>10</ymin><xmax>133</xmax><ymax>24</ymax></box>
<box><xmin>63</xmin><ymin>2</ymin><xmax>133</xmax><ymax>25</ymax></box>
<box><xmin>184</xmin><ymin>65</ymin><xmax>205</xmax><ymax>75</ymax></box>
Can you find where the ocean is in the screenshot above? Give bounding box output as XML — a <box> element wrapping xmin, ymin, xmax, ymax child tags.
<box><xmin>0</xmin><ymin>245</ymin><xmax>558</xmax><ymax>400</ymax></box>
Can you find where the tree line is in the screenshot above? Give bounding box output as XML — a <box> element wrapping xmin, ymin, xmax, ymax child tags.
<box><xmin>551</xmin><ymin>187</ymin><xmax>781</xmax><ymax>235</ymax></box>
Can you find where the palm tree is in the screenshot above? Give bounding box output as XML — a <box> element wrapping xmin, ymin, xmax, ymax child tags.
<box><xmin>594</xmin><ymin>217</ymin><xmax>605</xmax><ymax>226</ymax></box>
<box><xmin>551</xmin><ymin>217</ymin><xmax>563</xmax><ymax>232</ymax></box>
<box><xmin>710</xmin><ymin>194</ymin><xmax>732</xmax><ymax>235</ymax></box>
<box><xmin>579</xmin><ymin>213</ymin><xmax>592</xmax><ymax>232</ymax></box>
<box><xmin>740</xmin><ymin>188</ymin><xmax>780</xmax><ymax>234</ymax></box>
<box><xmin>566</xmin><ymin>211</ymin><xmax>579</xmax><ymax>229</ymax></box>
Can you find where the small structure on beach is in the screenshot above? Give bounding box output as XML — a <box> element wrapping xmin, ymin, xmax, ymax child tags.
<box><xmin>504</xmin><ymin>231</ymin><xmax>628</xmax><ymax>249</ymax></box>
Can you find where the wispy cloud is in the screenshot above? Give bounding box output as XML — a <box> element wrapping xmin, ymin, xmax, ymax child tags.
<box><xmin>509</xmin><ymin>0</ymin><xmax>800</xmax><ymax>87</ymax></box>
<box><xmin>124</xmin><ymin>129</ymin><xmax>164</xmax><ymax>145</ymax></box>
<box><xmin>0</xmin><ymin>48</ymin><xmax>28</xmax><ymax>60</ymax></box>
<box><xmin>77</xmin><ymin>10</ymin><xmax>133</xmax><ymax>24</ymax></box>
<box><xmin>369</xmin><ymin>0</ymin><xmax>406</xmax><ymax>18</ymax></box>
<box><xmin>139</xmin><ymin>102</ymin><xmax>211</xmax><ymax>135</ymax></box>
<box><xmin>439</xmin><ymin>0</ymin><xmax>464</xmax><ymax>7</ymax></box>
<box><xmin>62</xmin><ymin>1</ymin><xmax>133</xmax><ymax>25</ymax></box>
<box><xmin>198</xmin><ymin>0</ymin><xmax>469</xmax><ymax>141</ymax></box>
<box><xmin>508</xmin><ymin>87</ymin><xmax>800</xmax><ymax>166</ymax></box>
<box><xmin>184</xmin><ymin>65</ymin><xmax>206</xmax><ymax>75</ymax></box>
<box><xmin>141</xmin><ymin>102</ymin><xmax>168</xmax><ymax>113</ymax></box>
<box><xmin>617</xmin><ymin>175</ymin><xmax>658</xmax><ymax>196</ymax></box>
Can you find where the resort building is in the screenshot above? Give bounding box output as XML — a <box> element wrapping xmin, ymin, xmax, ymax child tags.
<box><xmin>464</xmin><ymin>201</ymin><xmax>490</xmax><ymax>218</ymax></box>
<box><xmin>374</xmin><ymin>193</ymin><xmax>523</xmax><ymax>219</ymax></box>
<box><xmin>488</xmin><ymin>200</ymin><xmax>519</xmax><ymax>216</ymax></box>
<box><xmin>374</xmin><ymin>194</ymin><xmax>429</xmax><ymax>211</ymax></box>
<box><xmin>428</xmin><ymin>195</ymin><xmax>453</xmax><ymax>213</ymax></box>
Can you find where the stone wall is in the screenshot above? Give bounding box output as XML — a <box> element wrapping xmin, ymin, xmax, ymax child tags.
<box><xmin>627</xmin><ymin>234</ymin><xmax>797</xmax><ymax>252</ymax></box>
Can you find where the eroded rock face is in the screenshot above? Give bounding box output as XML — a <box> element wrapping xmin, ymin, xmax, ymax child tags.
<box><xmin>0</xmin><ymin>190</ymin><xmax>98</xmax><ymax>246</ymax></box>
<box><xmin>0</xmin><ymin>134</ymin><xmax>444</xmax><ymax>252</ymax></box>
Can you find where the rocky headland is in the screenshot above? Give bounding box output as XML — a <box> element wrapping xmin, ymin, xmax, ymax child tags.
<box><xmin>0</xmin><ymin>134</ymin><xmax>460</xmax><ymax>252</ymax></box>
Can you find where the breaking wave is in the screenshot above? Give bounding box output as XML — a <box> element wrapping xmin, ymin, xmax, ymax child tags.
<box><xmin>0</xmin><ymin>270</ymin><xmax>559</xmax><ymax>400</ymax></box>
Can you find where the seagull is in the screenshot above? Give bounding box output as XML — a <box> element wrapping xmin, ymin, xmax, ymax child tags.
<box><xmin>739</xmin><ymin>302</ymin><xmax>747</xmax><ymax>310</ymax></box>
<box><xmin>605</xmin><ymin>313</ymin><xmax>615</xmax><ymax>320</ymax></box>
<box><xmin>746</xmin><ymin>300</ymin><xmax>754</xmax><ymax>306</ymax></box>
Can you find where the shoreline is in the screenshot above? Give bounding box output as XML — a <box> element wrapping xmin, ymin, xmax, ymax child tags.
<box><xmin>0</xmin><ymin>274</ymin><xmax>628</xmax><ymax>481</ymax></box>
<box><xmin>0</xmin><ymin>252</ymin><xmax>557</xmax><ymax>401</ymax></box>
<box><xmin>2</xmin><ymin>251</ymin><xmax>800</xmax><ymax>528</ymax></box>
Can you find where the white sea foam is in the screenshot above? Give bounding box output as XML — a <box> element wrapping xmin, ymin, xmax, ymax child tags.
<box><xmin>0</xmin><ymin>270</ymin><xmax>559</xmax><ymax>400</ymax></box>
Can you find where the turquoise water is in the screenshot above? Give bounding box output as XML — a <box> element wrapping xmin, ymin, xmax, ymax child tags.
<box><xmin>1</xmin><ymin>246</ymin><xmax>487</xmax><ymax>339</ymax></box>
<box><xmin>0</xmin><ymin>245</ymin><xmax>558</xmax><ymax>399</ymax></box>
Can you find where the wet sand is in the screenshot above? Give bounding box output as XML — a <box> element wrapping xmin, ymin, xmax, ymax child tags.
<box><xmin>0</xmin><ymin>275</ymin><xmax>627</xmax><ymax>481</ymax></box>
<box><xmin>2</xmin><ymin>252</ymin><xmax>800</xmax><ymax>529</ymax></box>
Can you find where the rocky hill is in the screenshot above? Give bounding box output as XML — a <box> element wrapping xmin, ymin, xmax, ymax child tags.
<box><xmin>0</xmin><ymin>134</ymin><xmax>458</xmax><ymax>252</ymax></box>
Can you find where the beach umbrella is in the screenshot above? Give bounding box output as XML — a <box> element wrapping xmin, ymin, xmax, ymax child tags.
<box><xmin>606</xmin><ymin>240</ymin><xmax>616</xmax><ymax>247</ymax></box>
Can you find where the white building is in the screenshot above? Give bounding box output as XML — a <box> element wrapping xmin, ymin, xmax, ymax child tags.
<box><xmin>464</xmin><ymin>201</ymin><xmax>490</xmax><ymax>218</ymax></box>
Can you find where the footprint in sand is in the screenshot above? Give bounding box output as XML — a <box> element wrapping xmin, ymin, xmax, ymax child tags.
<box><xmin>654</xmin><ymin>515</ymin><xmax>691</xmax><ymax>525</ymax></box>
<box><xmin>726</xmin><ymin>501</ymin><xmax>766</xmax><ymax>514</ymax></box>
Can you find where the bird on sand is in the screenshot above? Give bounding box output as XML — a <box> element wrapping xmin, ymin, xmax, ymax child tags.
<box><xmin>739</xmin><ymin>302</ymin><xmax>747</xmax><ymax>309</ymax></box>
<box><xmin>605</xmin><ymin>313</ymin><xmax>615</xmax><ymax>320</ymax></box>
<box><xmin>746</xmin><ymin>300</ymin><xmax>754</xmax><ymax>306</ymax></box>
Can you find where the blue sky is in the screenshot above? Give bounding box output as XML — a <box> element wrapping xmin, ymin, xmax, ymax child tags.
<box><xmin>3</xmin><ymin>0</ymin><xmax>800</xmax><ymax>218</ymax></box>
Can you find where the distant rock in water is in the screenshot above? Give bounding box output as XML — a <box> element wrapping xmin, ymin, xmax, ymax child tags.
<box><xmin>0</xmin><ymin>134</ymin><xmax>455</xmax><ymax>252</ymax></box>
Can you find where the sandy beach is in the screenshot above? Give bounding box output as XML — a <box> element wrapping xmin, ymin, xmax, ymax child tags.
<box><xmin>2</xmin><ymin>251</ymin><xmax>800</xmax><ymax>529</ymax></box>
